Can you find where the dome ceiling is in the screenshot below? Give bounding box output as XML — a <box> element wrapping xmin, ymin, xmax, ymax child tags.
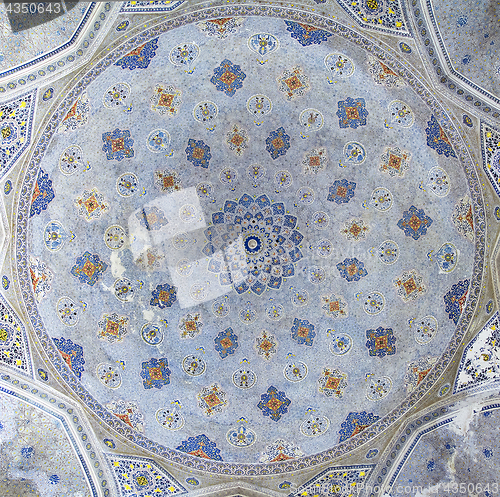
<box><xmin>20</xmin><ymin>12</ymin><xmax>481</xmax><ymax>467</ymax></box>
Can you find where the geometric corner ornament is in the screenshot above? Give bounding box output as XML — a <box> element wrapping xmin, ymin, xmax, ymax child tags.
<box><xmin>454</xmin><ymin>311</ymin><xmax>500</xmax><ymax>394</ymax></box>
<box><xmin>103</xmin><ymin>453</ymin><xmax>187</xmax><ymax>496</ymax></box>
<box><xmin>0</xmin><ymin>89</ymin><xmax>36</xmax><ymax>180</ymax></box>
<box><xmin>288</xmin><ymin>464</ymin><xmax>375</xmax><ymax>497</ymax></box>
<box><xmin>0</xmin><ymin>291</ymin><xmax>32</xmax><ymax>376</ymax></box>
<box><xmin>480</xmin><ymin>122</ymin><xmax>500</xmax><ymax>199</ymax></box>
<box><xmin>334</xmin><ymin>0</ymin><xmax>410</xmax><ymax>37</ymax></box>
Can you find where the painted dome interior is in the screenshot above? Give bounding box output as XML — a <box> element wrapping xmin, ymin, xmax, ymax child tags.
<box><xmin>29</xmin><ymin>16</ymin><xmax>475</xmax><ymax>463</ymax></box>
<box><xmin>0</xmin><ymin>0</ymin><xmax>499</xmax><ymax>495</ymax></box>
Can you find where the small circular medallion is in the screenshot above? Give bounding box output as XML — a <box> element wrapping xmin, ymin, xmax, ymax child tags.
<box><xmin>300</xmin><ymin>415</ymin><xmax>330</xmax><ymax>437</ymax></box>
<box><xmin>190</xmin><ymin>283</ymin><xmax>207</xmax><ymax>301</ymax></box>
<box><xmin>232</xmin><ymin>369</ymin><xmax>257</xmax><ymax>388</ymax></box>
<box><xmin>366</xmin><ymin>375</ymin><xmax>392</xmax><ymax>401</ymax></box>
<box><xmin>172</xmin><ymin>232</ymin><xmax>190</xmax><ymax>249</ymax></box>
<box><xmin>316</xmin><ymin>239</ymin><xmax>333</xmax><ymax>258</ymax></box>
<box><xmin>226</xmin><ymin>425</ymin><xmax>256</xmax><ymax>447</ymax></box>
<box><xmin>96</xmin><ymin>363</ymin><xmax>122</xmax><ymax>389</ymax></box>
<box><xmin>291</xmin><ymin>288</ymin><xmax>309</xmax><ymax>307</ymax></box>
<box><xmin>378</xmin><ymin>240</ymin><xmax>399</xmax><ymax>265</ymax></box>
<box><xmin>363</xmin><ymin>292</ymin><xmax>385</xmax><ymax>315</ymax></box>
<box><xmin>141</xmin><ymin>323</ymin><xmax>164</xmax><ymax>345</ymax></box>
<box><xmin>299</xmin><ymin>108</ymin><xmax>324</xmax><ymax>131</ymax></box>
<box><xmin>370</xmin><ymin>187</ymin><xmax>393</xmax><ymax>211</ymax></box>
<box><xmin>179</xmin><ymin>204</ymin><xmax>198</xmax><ymax>223</ymax></box>
<box><xmin>59</xmin><ymin>145</ymin><xmax>84</xmax><ymax>175</ymax></box>
<box><xmin>156</xmin><ymin>407</ymin><xmax>184</xmax><ymax>430</ymax></box>
<box><xmin>182</xmin><ymin>355</ymin><xmax>206</xmax><ymax>376</ymax></box>
<box><xmin>324</xmin><ymin>52</ymin><xmax>355</xmax><ymax>78</ymax></box>
<box><xmin>329</xmin><ymin>333</ymin><xmax>353</xmax><ymax>355</ymax></box>
<box><xmin>307</xmin><ymin>266</ymin><xmax>325</xmax><ymax>284</ymax></box>
<box><xmin>193</xmin><ymin>101</ymin><xmax>218</xmax><ymax>124</ymax></box>
<box><xmin>266</xmin><ymin>303</ymin><xmax>285</xmax><ymax>321</ymax></box>
<box><xmin>116</xmin><ymin>173</ymin><xmax>138</xmax><ymax>197</ymax></box>
<box><xmin>176</xmin><ymin>259</ymin><xmax>194</xmax><ymax>277</ymax></box>
<box><xmin>212</xmin><ymin>299</ymin><xmax>230</xmax><ymax>318</ymax></box>
<box><xmin>146</xmin><ymin>129</ymin><xmax>171</xmax><ymax>153</ymax></box>
<box><xmin>312</xmin><ymin>211</ymin><xmax>329</xmax><ymax>230</ymax></box>
<box><xmin>246</xmin><ymin>94</ymin><xmax>272</xmax><ymax>116</ymax></box>
<box><xmin>343</xmin><ymin>141</ymin><xmax>366</xmax><ymax>164</ymax></box>
<box><xmin>114</xmin><ymin>278</ymin><xmax>134</xmax><ymax>302</ymax></box>
<box><xmin>283</xmin><ymin>361</ymin><xmax>308</xmax><ymax>382</ymax></box>
<box><xmin>413</xmin><ymin>315</ymin><xmax>438</xmax><ymax>345</ymax></box>
<box><xmin>104</xmin><ymin>225</ymin><xmax>126</xmax><ymax>250</ymax></box>
<box><xmin>296</xmin><ymin>187</ymin><xmax>315</xmax><ymax>204</ymax></box>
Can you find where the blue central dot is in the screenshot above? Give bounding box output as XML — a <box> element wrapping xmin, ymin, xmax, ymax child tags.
<box><xmin>244</xmin><ymin>235</ymin><xmax>262</xmax><ymax>254</ymax></box>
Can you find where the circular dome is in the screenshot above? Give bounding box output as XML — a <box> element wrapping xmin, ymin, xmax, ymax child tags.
<box><xmin>20</xmin><ymin>13</ymin><xmax>480</xmax><ymax>469</ymax></box>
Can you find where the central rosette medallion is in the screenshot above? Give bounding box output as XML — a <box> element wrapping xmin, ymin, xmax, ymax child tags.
<box><xmin>203</xmin><ymin>193</ymin><xmax>304</xmax><ymax>295</ymax></box>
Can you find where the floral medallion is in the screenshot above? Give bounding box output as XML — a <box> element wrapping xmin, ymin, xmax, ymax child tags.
<box><xmin>318</xmin><ymin>368</ymin><xmax>348</xmax><ymax>398</ymax></box>
<box><xmin>257</xmin><ymin>386</ymin><xmax>291</xmax><ymax>421</ymax></box>
<box><xmin>197</xmin><ymin>384</ymin><xmax>228</xmax><ymax>416</ymax></box>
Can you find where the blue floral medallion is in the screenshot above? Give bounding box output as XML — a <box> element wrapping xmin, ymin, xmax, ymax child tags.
<box><xmin>339</xmin><ymin>411</ymin><xmax>380</xmax><ymax>442</ymax></box>
<box><xmin>53</xmin><ymin>337</ymin><xmax>85</xmax><ymax>379</ymax></box>
<box><xmin>444</xmin><ymin>279</ymin><xmax>469</xmax><ymax>324</ymax></box>
<box><xmin>365</xmin><ymin>327</ymin><xmax>396</xmax><ymax>357</ymax></box>
<box><xmin>37</xmin><ymin>368</ymin><xmax>49</xmax><ymax>381</ymax></box>
<box><xmin>210</xmin><ymin>59</ymin><xmax>246</xmax><ymax>96</ymax></box>
<box><xmin>291</xmin><ymin>318</ymin><xmax>316</xmax><ymax>346</ymax></box>
<box><xmin>150</xmin><ymin>283</ymin><xmax>177</xmax><ymax>309</ymax></box>
<box><xmin>103</xmin><ymin>438</ymin><xmax>115</xmax><ymax>448</ymax></box>
<box><xmin>70</xmin><ymin>251</ymin><xmax>108</xmax><ymax>286</ymax></box>
<box><xmin>397</xmin><ymin>205</ymin><xmax>433</xmax><ymax>240</ymax></box>
<box><xmin>425</xmin><ymin>114</ymin><xmax>456</xmax><ymax>157</ymax></box>
<box><xmin>115</xmin><ymin>38</ymin><xmax>159</xmax><ymax>70</ymax></box>
<box><xmin>327</xmin><ymin>179</ymin><xmax>356</xmax><ymax>204</ymax></box>
<box><xmin>185</xmin><ymin>138</ymin><xmax>212</xmax><ymax>168</ymax></box>
<box><xmin>4</xmin><ymin>180</ymin><xmax>12</xmax><ymax>195</ymax></box>
<box><xmin>214</xmin><ymin>327</ymin><xmax>239</xmax><ymax>359</ymax></box>
<box><xmin>336</xmin><ymin>97</ymin><xmax>368</xmax><ymax>128</ymax></box>
<box><xmin>284</xmin><ymin>21</ymin><xmax>332</xmax><ymax>46</ymax></box>
<box><xmin>176</xmin><ymin>434</ymin><xmax>223</xmax><ymax>460</ymax></box>
<box><xmin>102</xmin><ymin>128</ymin><xmax>134</xmax><ymax>161</ymax></box>
<box><xmin>336</xmin><ymin>257</ymin><xmax>368</xmax><ymax>282</ymax></box>
<box><xmin>30</xmin><ymin>169</ymin><xmax>55</xmax><ymax>217</ymax></box>
<box><xmin>203</xmin><ymin>193</ymin><xmax>303</xmax><ymax>295</ymax></box>
<box><xmin>463</xmin><ymin>114</ymin><xmax>473</xmax><ymax>127</ymax></box>
<box><xmin>140</xmin><ymin>357</ymin><xmax>171</xmax><ymax>389</ymax></box>
<box><xmin>42</xmin><ymin>87</ymin><xmax>54</xmax><ymax>101</ymax></box>
<box><xmin>399</xmin><ymin>42</ymin><xmax>412</xmax><ymax>53</ymax></box>
<box><xmin>257</xmin><ymin>386</ymin><xmax>291</xmax><ymax>421</ymax></box>
<box><xmin>265</xmin><ymin>127</ymin><xmax>290</xmax><ymax>159</ymax></box>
